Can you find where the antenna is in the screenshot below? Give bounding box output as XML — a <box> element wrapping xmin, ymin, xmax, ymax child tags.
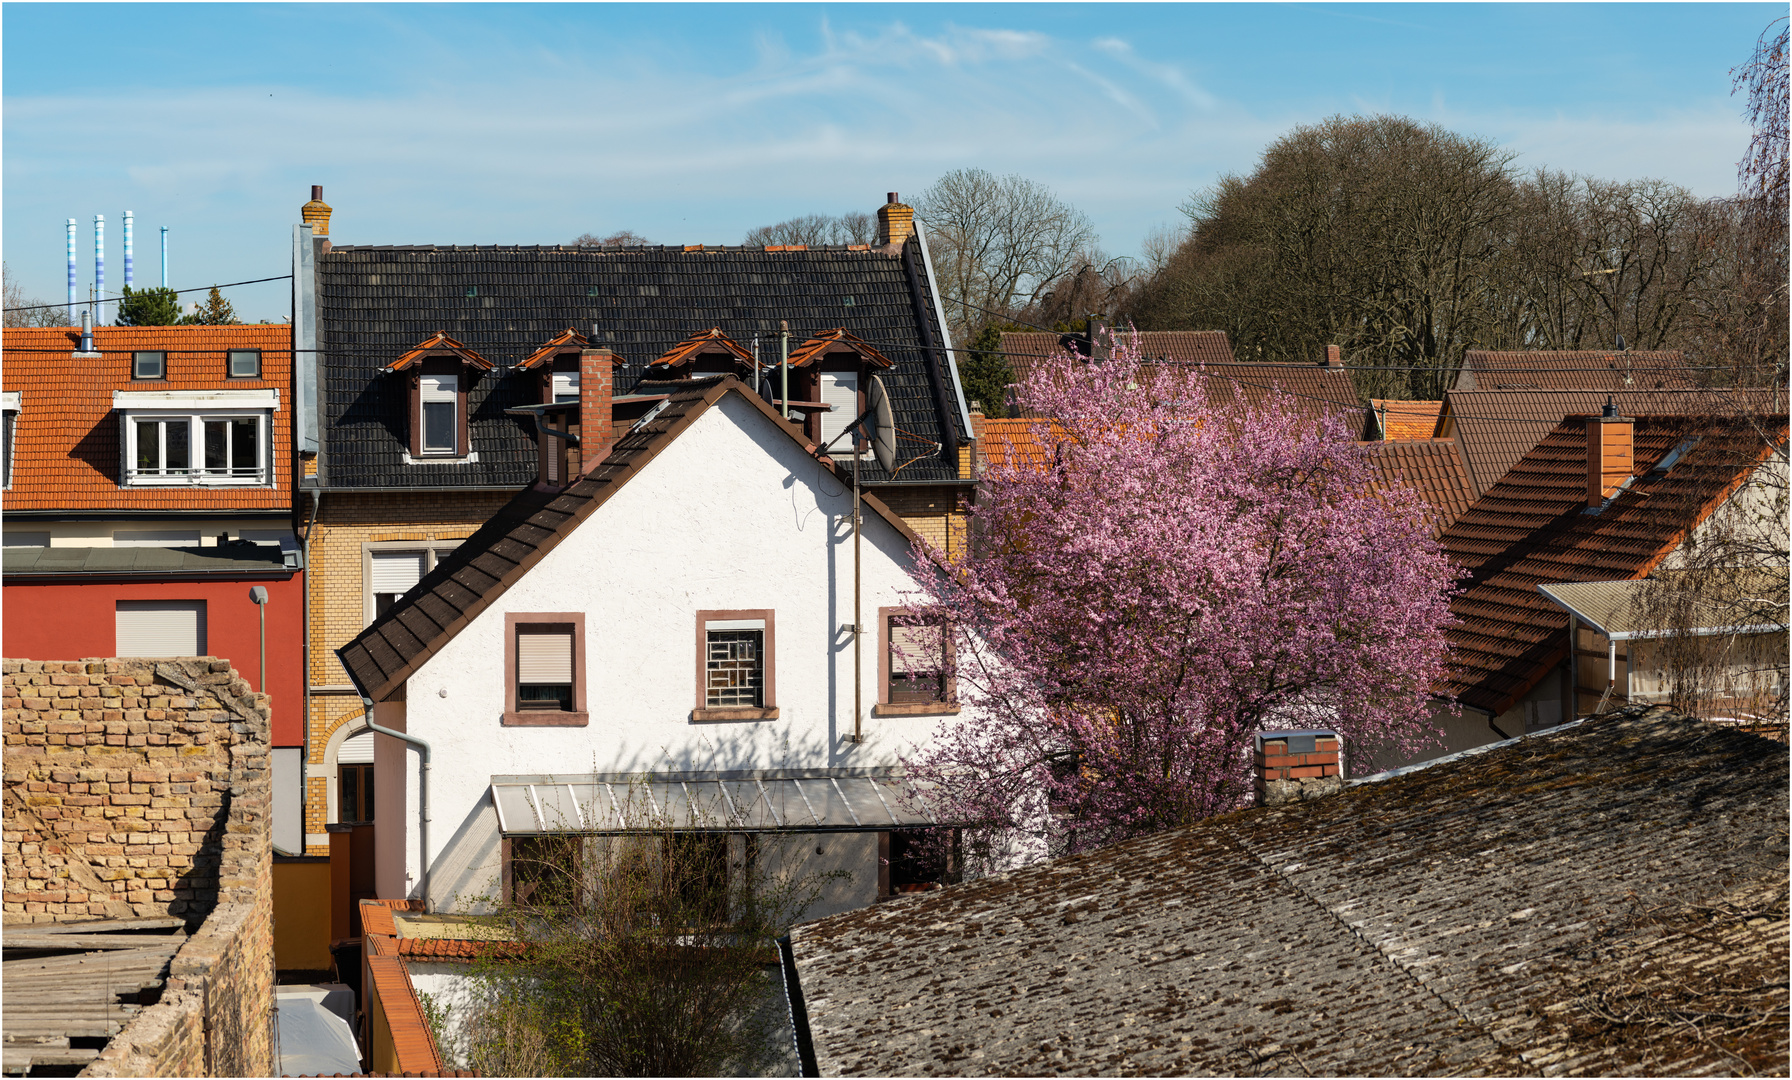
<box><xmin>866</xmin><ymin>374</ymin><xmax>897</xmax><ymax>475</ymax></box>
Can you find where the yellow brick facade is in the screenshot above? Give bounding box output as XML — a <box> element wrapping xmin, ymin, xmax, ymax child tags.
<box><xmin>878</xmin><ymin>485</ymin><xmax>972</xmax><ymax>560</ymax></box>
<box><xmin>299</xmin><ymin>490</ymin><xmax>512</xmax><ymax>853</ymax></box>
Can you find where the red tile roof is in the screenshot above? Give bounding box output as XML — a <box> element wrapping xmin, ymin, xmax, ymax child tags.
<box><xmin>975</xmin><ymin>419</ymin><xmax>1066</xmax><ymax>473</ymax></box>
<box><xmin>1440</xmin><ymin>388</ymin><xmax>1787</xmax><ymax>498</ymax></box>
<box><xmin>396</xmin><ymin>937</ymin><xmax>526</xmax><ymax>962</ymax></box>
<box><xmin>1455</xmin><ymin>350</ymin><xmax>1698</xmax><ymax>392</ymax></box>
<box><xmin>385</xmin><ymin>331</ymin><xmax>492</xmax><ymax>372</ymax></box>
<box><xmin>649</xmin><ymin>327</ymin><xmax>758</xmax><ymax>371</ymax></box>
<box><xmin>1368</xmin><ymin>399</ymin><xmax>1443</xmax><ymax>440</ymax></box>
<box><xmin>786</xmin><ymin>328</ymin><xmax>895</xmax><ymax>369</ymax></box>
<box><xmin>515</xmin><ymin>327</ymin><xmax>589</xmax><ymax>370</ymax></box>
<box><xmin>1</xmin><ymin>325</ymin><xmax>292</xmax><ymax>512</ymax></box>
<box><xmin>366</xmin><ymin>954</ymin><xmax>445</xmax><ymax>1074</ymax></box>
<box><xmin>1361</xmin><ymin>439</ymin><xmax>1475</xmax><ymax>537</ymax></box>
<box><xmin>1438</xmin><ymin>414</ymin><xmax>1785</xmax><ymax>715</ymax></box>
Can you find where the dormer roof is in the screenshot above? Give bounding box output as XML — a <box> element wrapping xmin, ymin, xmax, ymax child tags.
<box><xmin>649</xmin><ymin>328</ymin><xmax>759</xmax><ymax>372</ymax></box>
<box><xmin>787</xmin><ymin>328</ymin><xmax>895</xmax><ymax>369</ymax></box>
<box><xmin>515</xmin><ymin>328</ymin><xmax>596</xmax><ymax>371</ymax></box>
<box><xmin>383</xmin><ymin>331</ymin><xmax>493</xmax><ymax>374</ymax></box>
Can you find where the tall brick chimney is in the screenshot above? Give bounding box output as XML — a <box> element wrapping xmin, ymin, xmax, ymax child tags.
<box><xmin>876</xmin><ymin>193</ymin><xmax>914</xmax><ymax>250</ymax></box>
<box><xmin>1254</xmin><ymin>730</ymin><xmax>1343</xmax><ymax>806</ymax></box>
<box><xmin>302</xmin><ymin>185</ymin><xmax>332</xmax><ymax>236</ymax></box>
<box><xmin>1587</xmin><ymin>399</ymin><xmax>1634</xmax><ymax>508</ymax></box>
<box><xmin>578</xmin><ymin>346</ymin><xmax>615</xmax><ymax>474</ymax></box>
<box><xmin>1320</xmin><ymin>344</ymin><xmax>1344</xmax><ymax>370</ymax></box>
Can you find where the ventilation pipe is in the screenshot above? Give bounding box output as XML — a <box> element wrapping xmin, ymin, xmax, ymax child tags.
<box><xmin>65</xmin><ymin>220</ymin><xmax>77</xmax><ymax>325</ymax></box>
<box><xmin>79</xmin><ymin>308</ymin><xmax>93</xmax><ymax>353</ymax></box>
<box><xmin>160</xmin><ymin>226</ymin><xmax>169</xmax><ymax>287</ymax></box>
<box><xmin>93</xmin><ymin>215</ymin><xmax>104</xmax><ymax>324</ymax></box>
<box><xmin>123</xmin><ymin>211</ymin><xmax>134</xmax><ymax>290</ymax></box>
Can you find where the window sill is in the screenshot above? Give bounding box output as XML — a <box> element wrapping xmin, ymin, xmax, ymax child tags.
<box><xmin>402</xmin><ymin>450</ymin><xmax>481</xmax><ymax>465</ymax></box>
<box><xmin>502</xmin><ymin>710</ymin><xmax>589</xmax><ymax>727</ymax></box>
<box><xmin>872</xmin><ymin>702</ymin><xmax>960</xmax><ymax>717</ymax></box>
<box><xmin>691</xmin><ymin>707</ymin><xmax>780</xmax><ymax>723</ymax></box>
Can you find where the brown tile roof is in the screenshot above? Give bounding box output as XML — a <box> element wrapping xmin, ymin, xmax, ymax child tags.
<box><xmin>1000</xmin><ymin>330</ymin><xmax>1236</xmax><ymax>384</ymax></box>
<box><xmin>1368</xmin><ymin>398</ymin><xmax>1443</xmax><ymax>439</ymax></box>
<box><xmin>1441</xmin><ymin>388</ymin><xmax>1788</xmax><ymax>498</ymax></box>
<box><xmin>784</xmin><ymin>328</ymin><xmax>894</xmax><ymax>369</ymax></box>
<box><xmin>1</xmin><ymin>325</ymin><xmax>292</xmax><ymax>512</ymax></box>
<box><xmin>384</xmin><ymin>331</ymin><xmax>493</xmax><ymax>373</ymax></box>
<box><xmin>647</xmin><ymin>327</ymin><xmax>758</xmax><ymax>371</ymax></box>
<box><xmin>1361</xmin><ymin>438</ymin><xmax>1475</xmax><ymax>536</ymax></box>
<box><xmin>1438</xmin><ymin>414</ymin><xmax>1785</xmax><ymax>715</ymax></box>
<box><xmin>337</xmin><ymin>379</ymin><xmax>926</xmax><ymax>704</ymax></box>
<box><xmin>1455</xmin><ymin>349</ymin><xmax>1698</xmax><ymax>391</ymax></box>
<box><xmin>789</xmin><ymin>705</ymin><xmax>1789</xmax><ymax>1077</ymax></box>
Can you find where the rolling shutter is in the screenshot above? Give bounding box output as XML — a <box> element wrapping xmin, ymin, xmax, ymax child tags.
<box><xmin>116</xmin><ymin>600</ymin><xmax>206</xmax><ymax>657</ymax></box>
<box><xmin>517</xmin><ymin>630</ymin><xmax>574</xmax><ymax>685</ymax></box>
<box><xmin>889</xmin><ymin>624</ymin><xmax>940</xmax><ymax>674</ymax></box>
<box><xmin>338</xmin><ymin>731</ymin><xmax>375</xmax><ymax>765</ymax></box>
<box><xmin>819</xmin><ymin>371</ymin><xmax>859</xmax><ymax>451</ymax></box>
<box><xmin>370</xmin><ymin>552</ymin><xmax>425</xmax><ymax>596</ymax></box>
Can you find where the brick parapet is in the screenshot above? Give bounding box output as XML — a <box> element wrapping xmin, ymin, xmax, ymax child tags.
<box><xmin>1253</xmin><ymin>730</ymin><xmax>1344</xmax><ymax>806</ymax></box>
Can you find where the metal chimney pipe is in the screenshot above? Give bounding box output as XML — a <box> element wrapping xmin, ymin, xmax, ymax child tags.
<box><xmin>93</xmin><ymin>215</ymin><xmax>105</xmax><ymax>324</ymax></box>
<box><xmin>123</xmin><ymin>211</ymin><xmax>134</xmax><ymax>290</ymax></box>
<box><xmin>160</xmin><ymin>226</ymin><xmax>169</xmax><ymax>287</ymax></box>
<box><xmin>66</xmin><ymin>220</ymin><xmax>77</xmax><ymax>325</ymax></box>
<box><xmin>80</xmin><ymin>308</ymin><xmax>93</xmax><ymax>353</ymax></box>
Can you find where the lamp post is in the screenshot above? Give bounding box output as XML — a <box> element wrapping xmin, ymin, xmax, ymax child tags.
<box><xmin>249</xmin><ymin>586</ymin><xmax>269</xmax><ymax>692</ymax></box>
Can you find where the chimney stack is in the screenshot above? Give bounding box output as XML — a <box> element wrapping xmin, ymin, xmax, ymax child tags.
<box><xmin>1254</xmin><ymin>729</ymin><xmax>1343</xmax><ymax>806</ymax></box>
<box><xmin>1587</xmin><ymin>399</ymin><xmax>1634</xmax><ymax>508</ymax></box>
<box><xmin>302</xmin><ymin>186</ymin><xmax>333</xmax><ymax>236</ymax></box>
<box><xmin>578</xmin><ymin>346</ymin><xmax>615</xmax><ymax>474</ymax></box>
<box><xmin>876</xmin><ymin>192</ymin><xmax>914</xmax><ymax>251</ymax></box>
<box><xmin>1321</xmin><ymin>344</ymin><xmax>1343</xmax><ymax>370</ymax></box>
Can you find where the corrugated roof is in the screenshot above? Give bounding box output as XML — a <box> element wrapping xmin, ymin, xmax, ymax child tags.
<box><xmin>316</xmin><ymin>239</ymin><xmax>967</xmax><ymax>488</ymax></box>
<box><xmin>0</xmin><ymin>325</ymin><xmax>292</xmax><ymax>512</ymax></box>
<box><xmin>1368</xmin><ymin>398</ymin><xmax>1443</xmax><ymax>440</ymax></box>
<box><xmin>1438</xmin><ymin>414</ymin><xmax>1785</xmax><ymax>715</ymax></box>
<box><xmin>336</xmin><ymin>379</ymin><xmax>926</xmax><ymax>704</ymax></box>
<box><xmin>1441</xmin><ymin>387</ymin><xmax>1788</xmax><ymax>498</ymax></box>
<box><xmin>1538</xmin><ymin>569</ymin><xmax>1788</xmax><ymax>640</ymax></box>
<box><xmin>789</xmin><ymin>705</ymin><xmax>1790</xmax><ymax>1077</ymax></box>
<box><xmin>1455</xmin><ymin>349</ymin><xmax>1699</xmax><ymax>391</ymax></box>
<box><xmin>1361</xmin><ymin>438</ymin><xmax>1475</xmax><ymax>536</ymax></box>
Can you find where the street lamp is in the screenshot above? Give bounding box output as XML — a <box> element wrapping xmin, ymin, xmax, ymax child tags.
<box><xmin>249</xmin><ymin>586</ymin><xmax>269</xmax><ymax>693</ymax></box>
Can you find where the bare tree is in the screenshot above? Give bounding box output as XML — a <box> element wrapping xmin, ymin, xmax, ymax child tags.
<box><xmin>3</xmin><ymin>263</ymin><xmax>73</xmax><ymax>327</ymax></box>
<box><xmin>743</xmin><ymin>211</ymin><xmax>875</xmax><ymax>248</ymax></box>
<box><xmin>915</xmin><ymin>168</ymin><xmax>1098</xmax><ymax>344</ymax></box>
<box><xmin>572</xmin><ymin>230</ymin><xmax>652</xmax><ymax>248</ymax></box>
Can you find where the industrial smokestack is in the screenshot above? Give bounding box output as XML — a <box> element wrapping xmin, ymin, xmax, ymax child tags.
<box><xmin>123</xmin><ymin>211</ymin><xmax>134</xmax><ymax>290</ymax></box>
<box><xmin>93</xmin><ymin>214</ymin><xmax>105</xmax><ymax>324</ymax></box>
<box><xmin>160</xmin><ymin>226</ymin><xmax>169</xmax><ymax>287</ymax></box>
<box><xmin>66</xmin><ymin>220</ymin><xmax>76</xmax><ymax>325</ymax></box>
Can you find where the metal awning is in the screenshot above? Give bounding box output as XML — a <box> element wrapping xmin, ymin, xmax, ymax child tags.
<box><xmin>489</xmin><ymin>769</ymin><xmax>953</xmax><ymax>835</ymax></box>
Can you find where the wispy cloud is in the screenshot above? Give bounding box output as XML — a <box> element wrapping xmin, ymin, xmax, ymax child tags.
<box><xmin>1092</xmin><ymin>37</ymin><xmax>1219</xmax><ymax>112</ymax></box>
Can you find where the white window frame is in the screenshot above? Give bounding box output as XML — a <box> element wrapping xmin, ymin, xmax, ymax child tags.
<box><xmin>227</xmin><ymin>349</ymin><xmax>261</xmax><ymax>379</ymax></box>
<box><xmin>1</xmin><ymin>391</ymin><xmax>18</xmax><ymax>491</ymax></box>
<box><xmin>419</xmin><ymin>373</ymin><xmax>459</xmax><ymax>455</ymax></box>
<box><xmin>113</xmin><ymin>390</ymin><xmax>277</xmax><ymax>489</ymax></box>
<box><xmin>362</xmin><ymin>540</ymin><xmax>462</xmax><ymax>625</ymax></box>
<box><xmin>550</xmin><ymin>370</ymin><xmax>580</xmax><ymax>404</ymax></box>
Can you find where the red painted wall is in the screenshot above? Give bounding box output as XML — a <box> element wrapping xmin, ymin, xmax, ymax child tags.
<box><xmin>4</xmin><ymin>573</ymin><xmax>306</xmax><ymax>747</ymax></box>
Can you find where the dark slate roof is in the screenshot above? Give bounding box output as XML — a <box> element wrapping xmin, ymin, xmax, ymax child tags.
<box><xmin>1454</xmin><ymin>349</ymin><xmax>1699</xmax><ymax>392</ymax></box>
<box><xmin>788</xmin><ymin>705</ymin><xmax>1790</xmax><ymax>1077</ymax></box>
<box><xmin>336</xmin><ymin>379</ymin><xmax>925</xmax><ymax>703</ymax></box>
<box><xmin>315</xmin><ymin>239</ymin><xmax>967</xmax><ymax>490</ymax></box>
<box><xmin>1439</xmin><ymin>414</ymin><xmax>1786</xmax><ymax>715</ymax></box>
<box><xmin>3</xmin><ymin>543</ymin><xmax>294</xmax><ymax>578</ymax></box>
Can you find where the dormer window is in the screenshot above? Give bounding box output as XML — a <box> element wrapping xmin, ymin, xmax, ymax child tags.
<box><xmin>113</xmin><ymin>389</ymin><xmax>276</xmax><ymax>487</ymax></box>
<box><xmin>786</xmin><ymin>329</ymin><xmax>896</xmax><ymax>452</ymax></box>
<box><xmin>384</xmin><ymin>331</ymin><xmax>491</xmax><ymax>461</ymax></box>
<box><xmin>647</xmin><ymin>329</ymin><xmax>761</xmax><ymax>383</ymax></box>
<box><xmin>518</xmin><ymin>328</ymin><xmax>590</xmax><ymax>404</ymax></box>
<box><xmin>132</xmin><ymin>351</ymin><xmax>166</xmax><ymax>380</ymax></box>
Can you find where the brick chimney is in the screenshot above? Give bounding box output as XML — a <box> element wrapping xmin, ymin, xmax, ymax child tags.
<box><xmin>876</xmin><ymin>193</ymin><xmax>915</xmax><ymax>250</ymax></box>
<box><xmin>1254</xmin><ymin>730</ymin><xmax>1343</xmax><ymax>806</ymax></box>
<box><xmin>577</xmin><ymin>346</ymin><xmax>615</xmax><ymax>474</ymax></box>
<box><xmin>1587</xmin><ymin>399</ymin><xmax>1634</xmax><ymax>508</ymax></box>
<box><xmin>1320</xmin><ymin>344</ymin><xmax>1343</xmax><ymax>370</ymax></box>
<box><xmin>302</xmin><ymin>185</ymin><xmax>332</xmax><ymax>236</ymax></box>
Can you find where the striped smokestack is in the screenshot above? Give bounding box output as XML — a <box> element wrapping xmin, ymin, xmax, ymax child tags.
<box><xmin>66</xmin><ymin>219</ymin><xmax>76</xmax><ymax>325</ymax></box>
<box><xmin>123</xmin><ymin>210</ymin><xmax>134</xmax><ymax>289</ymax></box>
<box><xmin>93</xmin><ymin>215</ymin><xmax>105</xmax><ymax>324</ymax></box>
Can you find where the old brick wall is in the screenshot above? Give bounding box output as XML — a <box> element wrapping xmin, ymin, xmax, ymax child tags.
<box><xmin>2</xmin><ymin>657</ymin><xmax>274</xmax><ymax>1077</ymax></box>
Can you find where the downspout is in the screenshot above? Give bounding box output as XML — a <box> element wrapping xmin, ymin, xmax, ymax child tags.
<box><xmin>350</xmin><ymin>682</ymin><xmax>432</xmax><ymax>912</ymax></box>
<box><xmin>300</xmin><ymin>492</ymin><xmax>321</xmax><ymax>849</ymax></box>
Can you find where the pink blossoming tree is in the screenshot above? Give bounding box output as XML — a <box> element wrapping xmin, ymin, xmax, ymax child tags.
<box><xmin>902</xmin><ymin>336</ymin><xmax>1458</xmax><ymax>869</ymax></box>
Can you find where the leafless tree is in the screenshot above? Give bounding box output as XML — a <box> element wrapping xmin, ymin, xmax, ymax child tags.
<box><xmin>915</xmin><ymin>168</ymin><xmax>1098</xmax><ymax>344</ymax></box>
<box><xmin>3</xmin><ymin>262</ymin><xmax>73</xmax><ymax>327</ymax></box>
<box><xmin>743</xmin><ymin>211</ymin><xmax>875</xmax><ymax>248</ymax></box>
<box><xmin>572</xmin><ymin>230</ymin><xmax>652</xmax><ymax>248</ymax></box>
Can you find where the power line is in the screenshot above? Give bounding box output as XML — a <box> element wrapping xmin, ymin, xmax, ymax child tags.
<box><xmin>2</xmin><ymin>275</ymin><xmax>293</xmax><ymax>313</ymax></box>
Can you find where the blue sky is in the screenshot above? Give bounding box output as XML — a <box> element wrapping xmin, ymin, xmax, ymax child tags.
<box><xmin>3</xmin><ymin>3</ymin><xmax>1780</xmax><ymax>323</ymax></box>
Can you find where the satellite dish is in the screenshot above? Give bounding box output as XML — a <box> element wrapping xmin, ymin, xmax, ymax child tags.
<box><xmin>866</xmin><ymin>374</ymin><xmax>897</xmax><ymax>475</ymax></box>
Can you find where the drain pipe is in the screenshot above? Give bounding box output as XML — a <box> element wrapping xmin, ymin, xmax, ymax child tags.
<box><xmin>299</xmin><ymin>492</ymin><xmax>321</xmax><ymax>850</ymax></box>
<box><xmin>354</xmin><ymin>689</ymin><xmax>431</xmax><ymax>912</ymax></box>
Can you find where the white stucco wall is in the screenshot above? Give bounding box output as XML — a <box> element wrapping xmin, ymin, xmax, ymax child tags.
<box><xmin>376</xmin><ymin>394</ymin><xmax>967</xmax><ymax>909</ymax></box>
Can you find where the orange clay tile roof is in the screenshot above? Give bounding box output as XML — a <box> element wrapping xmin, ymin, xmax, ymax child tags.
<box><xmin>385</xmin><ymin>331</ymin><xmax>493</xmax><ymax>372</ymax></box>
<box><xmin>1</xmin><ymin>325</ymin><xmax>291</xmax><ymax>512</ymax></box>
<box><xmin>649</xmin><ymin>328</ymin><xmax>759</xmax><ymax>370</ymax></box>
<box><xmin>396</xmin><ymin>937</ymin><xmax>526</xmax><ymax>962</ymax></box>
<box><xmin>358</xmin><ymin>900</ymin><xmax>399</xmax><ymax>938</ymax></box>
<box><xmin>1361</xmin><ymin>439</ymin><xmax>1475</xmax><ymax>537</ymax></box>
<box><xmin>514</xmin><ymin>327</ymin><xmax>589</xmax><ymax>370</ymax></box>
<box><xmin>1455</xmin><ymin>349</ymin><xmax>1698</xmax><ymax>392</ymax></box>
<box><xmin>1437</xmin><ymin>413</ymin><xmax>1786</xmax><ymax>716</ymax></box>
<box><xmin>786</xmin><ymin>328</ymin><xmax>895</xmax><ymax>369</ymax></box>
<box><xmin>366</xmin><ymin>954</ymin><xmax>445</xmax><ymax>1074</ymax></box>
<box><xmin>1369</xmin><ymin>399</ymin><xmax>1444</xmax><ymax>440</ymax></box>
<box><xmin>975</xmin><ymin>419</ymin><xmax>1067</xmax><ymax>473</ymax></box>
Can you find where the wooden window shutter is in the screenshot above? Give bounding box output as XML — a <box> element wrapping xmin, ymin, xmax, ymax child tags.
<box><xmin>408</xmin><ymin>372</ymin><xmax>422</xmax><ymax>457</ymax></box>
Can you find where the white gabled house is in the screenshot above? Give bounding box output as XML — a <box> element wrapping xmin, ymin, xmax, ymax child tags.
<box><xmin>337</xmin><ymin>375</ymin><xmax>971</xmax><ymax>920</ymax></box>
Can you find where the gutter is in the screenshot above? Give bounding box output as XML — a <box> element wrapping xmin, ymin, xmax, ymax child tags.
<box><xmin>777</xmin><ymin>935</ymin><xmax>820</xmax><ymax>1078</ymax></box>
<box><xmin>346</xmin><ymin>682</ymin><xmax>433</xmax><ymax>914</ymax></box>
<box><xmin>5</xmin><ymin>569</ymin><xmax>299</xmax><ymax>584</ymax></box>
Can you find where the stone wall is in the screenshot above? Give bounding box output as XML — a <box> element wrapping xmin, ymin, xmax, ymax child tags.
<box><xmin>2</xmin><ymin>658</ymin><xmax>274</xmax><ymax>1077</ymax></box>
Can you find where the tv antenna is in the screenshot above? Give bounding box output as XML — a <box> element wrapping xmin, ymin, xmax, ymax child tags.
<box><xmin>818</xmin><ymin>374</ymin><xmax>939</xmax><ymax>743</ymax></box>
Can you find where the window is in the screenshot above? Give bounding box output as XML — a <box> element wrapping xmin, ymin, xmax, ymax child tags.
<box><xmin>115</xmin><ymin>391</ymin><xmax>275</xmax><ymax>487</ymax></box>
<box><xmin>114</xmin><ymin>529</ymin><xmax>201</xmax><ymax>548</ymax></box>
<box><xmin>419</xmin><ymin>374</ymin><xmax>458</xmax><ymax>454</ymax></box>
<box><xmin>504</xmin><ymin>835</ymin><xmax>584</xmax><ymax>908</ymax></box>
<box><xmin>363</xmin><ymin>542</ymin><xmax>460</xmax><ymax>624</ymax></box>
<box><xmin>878</xmin><ymin>828</ymin><xmax>960</xmax><ymax>898</ymax></box>
<box><xmin>339</xmin><ymin>764</ymin><xmax>375</xmax><ymax>824</ymax></box>
<box><xmin>663</xmin><ymin>833</ymin><xmax>733</xmax><ymax>925</ymax></box>
<box><xmin>550</xmin><ymin>369</ymin><xmax>580</xmax><ymax>404</ymax></box>
<box><xmin>132</xmin><ymin>351</ymin><xmax>166</xmax><ymax>380</ymax></box>
<box><xmin>1</xmin><ymin>391</ymin><xmax>17</xmax><ymax>490</ymax></box>
<box><xmin>819</xmin><ymin>370</ymin><xmax>860</xmax><ymax>451</ymax></box>
<box><xmin>876</xmin><ymin>607</ymin><xmax>958</xmax><ymax>716</ymax></box>
<box><xmin>693</xmin><ymin>610</ymin><xmax>777</xmax><ymax>720</ymax></box>
<box><xmin>116</xmin><ymin>600</ymin><xmax>206</xmax><ymax>657</ymax></box>
<box><xmin>504</xmin><ymin>612</ymin><xmax>587</xmax><ymax>726</ymax></box>
<box><xmin>3</xmin><ymin>531</ymin><xmax>49</xmax><ymax>548</ymax></box>
<box><xmin>227</xmin><ymin>349</ymin><xmax>261</xmax><ymax>379</ymax></box>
